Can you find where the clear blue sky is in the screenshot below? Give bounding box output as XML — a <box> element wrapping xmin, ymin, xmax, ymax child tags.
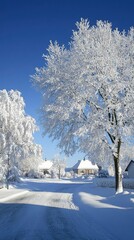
<box><xmin>0</xmin><ymin>0</ymin><xmax>134</xmax><ymax>166</ymax></box>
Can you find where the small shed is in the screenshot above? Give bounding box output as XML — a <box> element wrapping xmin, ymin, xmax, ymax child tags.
<box><xmin>72</xmin><ymin>159</ymin><xmax>98</xmax><ymax>175</ymax></box>
<box><xmin>39</xmin><ymin>160</ymin><xmax>53</xmax><ymax>175</ymax></box>
<box><xmin>125</xmin><ymin>160</ymin><xmax>134</xmax><ymax>178</ymax></box>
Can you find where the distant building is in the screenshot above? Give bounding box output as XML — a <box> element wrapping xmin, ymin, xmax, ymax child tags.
<box><xmin>39</xmin><ymin>160</ymin><xmax>53</xmax><ymax>174</ymax></box>
<box><xmin>125</xmin><ymin>160</ymin><xmax>134</xmax><ymax>178</ymax></box>
<box><xmin>72</xmin><ymin>159</ymin><xmax>98</xmax><ymax>175</ymax></box>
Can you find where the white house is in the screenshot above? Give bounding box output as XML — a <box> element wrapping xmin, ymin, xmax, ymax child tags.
<box><xmin>38</xmin><ymin>160</ymin><xmax>53</xmax><ymax>175</ymax></box>
<box><xmin>72</xmin><ymin>159</ymin><xmax>98</xmax><ymax>175</ymax></box>
<box><xmin>125</xmin><ymin>160</ymin><xmax>134</xmax><ymax>178</ymax></box>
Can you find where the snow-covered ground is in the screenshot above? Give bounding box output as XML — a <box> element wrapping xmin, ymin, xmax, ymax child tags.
<box><xmin>0</xmin><ymin>177</ymin><xmax>134</xmax><ymax>240</ymax></box>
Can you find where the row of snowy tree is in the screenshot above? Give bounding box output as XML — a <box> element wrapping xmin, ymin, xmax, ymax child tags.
<box><xmin>0</xmin><ymin>89</ymin><xmax>43</xmax><ymax>186</ymax></box>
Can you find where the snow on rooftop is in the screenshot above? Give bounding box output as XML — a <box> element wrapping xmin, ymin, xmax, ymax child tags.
<box><xmin>39</xmin><ymin>160</ymin><xmax>53</xmax><ymax>170</ymax></box>
<box><xmin>72</xmin><ymin>159</ymin><xmax>98</xmax><ymax>170</ymax></box>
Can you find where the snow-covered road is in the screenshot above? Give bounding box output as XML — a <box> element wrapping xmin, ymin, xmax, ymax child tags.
<box><xmin>0</xmin><ymin>178</ymin><xmax>134</xmax><ymax>240</ymax></box>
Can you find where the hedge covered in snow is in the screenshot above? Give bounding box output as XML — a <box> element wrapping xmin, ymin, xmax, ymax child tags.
<box><xmin>94</xmin><ymin>177</ymin><xmax>134</xmax><ymax>189</ymax></box>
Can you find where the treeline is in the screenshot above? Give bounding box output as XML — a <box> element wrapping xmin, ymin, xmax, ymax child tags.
<box><xmin>0</xmin><ymin>89</ymin><xmax>43</xmax><ymax>186</ymax></box>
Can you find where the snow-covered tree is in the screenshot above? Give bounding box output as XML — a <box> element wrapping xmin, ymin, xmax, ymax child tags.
<box><xmin>32</xmin><ymin>19</ymin><xmax>134</xmax><ymax>193</ymax></box>
<box><xmin>0</xmin><ymin>89</ymin><xmax>41</xmax><ymax>184</ymax></box>
<box><xmin>19</xmin><ymin>143</ymin><xmax>43</xmax><ymax>175</ymax></box>
<box><xmin>51</xmin><ymin>154</ymin><xmax>66</xmax><ymax>179</ymax></box>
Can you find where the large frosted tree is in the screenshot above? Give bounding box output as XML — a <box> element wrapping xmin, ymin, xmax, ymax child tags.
<box><xmin>32</xmin><ymin>19</ymin><xmax>134</xmax><ymax>193</ymax></box>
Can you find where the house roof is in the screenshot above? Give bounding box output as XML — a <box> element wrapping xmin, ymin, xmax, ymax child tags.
<box><xmin>72</xmin><ymin>159</ymin><xmax>98</xmax><ymax>170</ymax></box>
<box><xmin>125</xmin><ymin>160</ymin><xmax>134</xmax><ymax>171</ymax></box>
<box><xmin>39</xmin><ymin>160</ymin><xmax>53</xmax><ymax>170</ymax></box>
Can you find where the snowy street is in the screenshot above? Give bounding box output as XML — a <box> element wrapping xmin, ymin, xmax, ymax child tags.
<box><xmin>0</xmin><ymin>178</ymin><xmax>134</xmax><ymax>240</ymax></box>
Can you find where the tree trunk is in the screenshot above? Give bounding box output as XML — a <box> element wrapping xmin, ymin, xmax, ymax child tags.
<box><xmin>6</xmin><ymin>153</ymin><xmax>10</xmax><ymax>190</ymax></box>
<box><xmin>113</xmin><ymin>138</ymin><xmax>123</xmax><ymax>194</ymax></box>
<box><xmin>59</xmin><ymin>168</ymin><xmax>61</xmax><ymax>179</ymax></box>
